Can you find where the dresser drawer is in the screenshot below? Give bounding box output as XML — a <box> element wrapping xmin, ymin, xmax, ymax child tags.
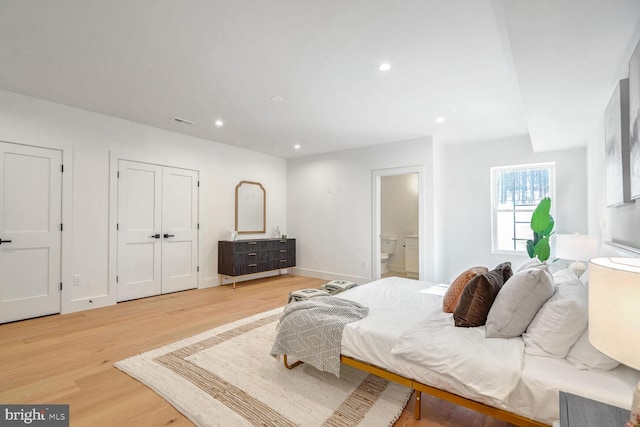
<box><xmin>266</xmin><ymin>257</ymin><xmax>295</xmax><ymax>270</ymax></box>
<box><xmin>267</xmin><ymin>248</ymin><xmax>293</xmax><ymax>261</ymax></box>
<box><xmin>232</xmin><ymin>240</ymin><xmax>268</xmax><ymax>253</ymax></box>
<box><xmin>234</xmin><ymin>251</ymin><xmax>269</xmax><ymax>264</ymax></box>
<box><xmin>233</xmin><ymin>262</ymin><xmax>261</xmax><ymax>276</ymax></box>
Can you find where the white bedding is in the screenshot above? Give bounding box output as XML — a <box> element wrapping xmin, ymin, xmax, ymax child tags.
<box><xmin>504</xmin><ymin>354</ymin><xmax>640</xmax><ymax>422</ymax></box>
<box><xmin>336</xmin><ymin>277</ymin><xmax>521</xmax><ymax>406</ymax></box>
<box><xmin>391</xmin><ymin>316</ymin><xmax>524</xmax><ymax>401</ymax></box>
<box><xmin>335</xmin><ymin>276</ymin><xmax>640</xmax><ymax>425</ymax></box>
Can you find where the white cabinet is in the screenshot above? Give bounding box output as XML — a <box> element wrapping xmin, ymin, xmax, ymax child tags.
<box><xmin>405</xmin><ymin>235</ymin><xmax>419</xmax><ymax>279</ymax></box>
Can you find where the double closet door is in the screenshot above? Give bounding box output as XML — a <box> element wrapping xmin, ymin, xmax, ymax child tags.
<box><xmin>117</xmin><ymin>160</ymin><xmax>198</xmax><ymax>302</ymax></box>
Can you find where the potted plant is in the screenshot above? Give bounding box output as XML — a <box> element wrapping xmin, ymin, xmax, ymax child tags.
<box><xmin>526</xmin><ymin>197</ymin><xmax>554</xmax><ymax>262</ymax></box>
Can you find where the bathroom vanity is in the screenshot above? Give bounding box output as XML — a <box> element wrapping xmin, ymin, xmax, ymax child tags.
<box><xmin>404</xmin><ymin>235</ymin><xmax>419</xmax><ymax>279</ymax></box>
<box><xmin>218</xmin><ymin>238</ymin><xmax>296</xmax><ymax>288</ymax></box>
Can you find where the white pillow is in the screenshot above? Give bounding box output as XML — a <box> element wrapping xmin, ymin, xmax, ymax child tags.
<box><xmin>566</xmin><ymin>328</ymin><xmax>619</xmax><ymax>371</ymax></box>
<box><xmin>486</xmin><ymin>267</ymin><xmax>554</xmax><ymax>338</ymax></box>
<box><xmin>522</xmin><ymin>274</ymin><xmax>587</xmax><ymax>358</ymax></box>
<box><xmin>553</xmin><ymin>267</ymin><xmax>578</xmax><ymax>282</ymax></box>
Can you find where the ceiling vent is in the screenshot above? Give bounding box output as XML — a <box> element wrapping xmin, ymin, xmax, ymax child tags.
<box><xmin>173</xmin><ymin>117</ymin><xmax>194</xmax><ymax>125</ymax></box>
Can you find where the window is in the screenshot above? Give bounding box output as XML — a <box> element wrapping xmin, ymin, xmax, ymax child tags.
<box><xmin>491</xmin><ymin>163</ymin><xmax>555</xmax><ymax>253</ymax></box>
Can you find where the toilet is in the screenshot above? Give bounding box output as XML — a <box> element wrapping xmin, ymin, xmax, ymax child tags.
<box><xmin>380</xmin><ymin>236</ymin><xmax>397</xmax><ymax>274</ymax></box>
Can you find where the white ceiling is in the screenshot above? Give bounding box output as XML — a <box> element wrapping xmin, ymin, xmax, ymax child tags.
<box><xmin>0</xmin><ymin>0</ymin><xmax>638</xmax><ymax>158</ymax></box>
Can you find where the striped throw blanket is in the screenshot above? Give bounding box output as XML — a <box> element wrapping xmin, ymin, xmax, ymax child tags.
<box><xmin>270</xmin><ymin>296</ymin><xmax>369</xmax><ymax>377</ymax></box>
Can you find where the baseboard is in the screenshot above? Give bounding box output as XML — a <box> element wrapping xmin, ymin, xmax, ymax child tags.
<box><xmin>200</xmin><ymin>276</ymin><xmax>218</xmax><ymax>288</ymax></box>
<box><xmin>63</xmin><ymin>294</ymin><xmax>112</xmax><ymax>314</ymax></box>
<box><xmin>293</xmin><ymin>268</ymin><xmax>370</xmax><ymax>285</ymax></box>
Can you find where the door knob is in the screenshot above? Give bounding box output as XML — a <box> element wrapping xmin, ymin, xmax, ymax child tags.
<box><xmin>0</xmin><ymin>239</ymin><xmax>12</xmax><ymax>244</ymax></box>
<box><xmin>164</xmin><ymin>234</ymin><xmax>175</xmax><ymax>238</ymax></box>
<box><xmin>150</xmin><ymin>234</ymin><xmax>160</xmax><ymax>239</ymax></box>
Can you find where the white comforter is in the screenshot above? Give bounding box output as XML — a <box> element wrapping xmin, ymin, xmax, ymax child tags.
<box><xmin>335</xmin><ymin>277</ymin><xmax>640</xmax><ymax>425</ymax></box>
<box><xmin>337</xmin><ymin>277</ymin><xmax>523</xmax><ymax>403</ymax></box>
<box><xmin>390</xmin><ymin>312</ymin><xmax>524</xmax><ymax>401</ymax></box>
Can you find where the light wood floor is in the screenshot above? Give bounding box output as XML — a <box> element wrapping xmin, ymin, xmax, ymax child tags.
<box><xmin>0</xmin><ymin>275</ymin><xmax>514</xmax><ymax>427</ymax></box>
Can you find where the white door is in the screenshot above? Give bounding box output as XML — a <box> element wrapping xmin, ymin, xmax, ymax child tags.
<box><xmin>0</xmin><ymin>142</ymin><xmax>62</xmax><ymax>323</ymax></box>
<box><xmin>161</xmin><ymin>166</ymin><xmax>198</xmax><ymax>293</ymax></box>
<box><xmin>117</xmin><ymin>160</ymin><xmax>198</xmax><ymax>301</ymax></box>
<box><xmin>117</xmin><ymin>160</ymin><xmax>162</xmax><ymax>301</ymax></box>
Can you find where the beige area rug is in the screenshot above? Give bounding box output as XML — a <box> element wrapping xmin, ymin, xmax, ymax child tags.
<box><xmin>115</xmin><ymin>307</ymin><xmax>412</xmax><ymax>427</ymax></box>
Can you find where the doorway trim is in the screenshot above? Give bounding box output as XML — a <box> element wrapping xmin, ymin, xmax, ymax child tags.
<box><xmin>371</xmin><ymin>165</ymin><xmax>425</xmax><ymax>280</ymax></box>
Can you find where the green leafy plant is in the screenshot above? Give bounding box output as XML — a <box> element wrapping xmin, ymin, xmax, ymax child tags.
<box><xmin>526</xmin><ymin>197</ymin><xmax>554</xmax><ymax>262</ymax></box>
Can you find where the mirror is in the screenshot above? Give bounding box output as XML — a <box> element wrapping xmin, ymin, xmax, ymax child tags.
<box><xmin>235</xmin><ymin>181</ymin><xmax>266</xmax><ymax>234</ymax></box>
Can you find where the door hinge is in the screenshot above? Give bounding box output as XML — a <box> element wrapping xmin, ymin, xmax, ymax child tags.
<box><xmin>117</xmin><ymin>171</ymin><xmax>120</xmax><ymax>178</ymax></box>
<box><xmin>197</xmin><ymin>180</ymin><xmax>200</xmax><ymax>187</ymax></box>
<box><xmin>197</xmin><ymin>223</ymin><xmax>200</xmax><ymax>229</ymax></box>
<box><xmin>60</xmin><ymin>223</ymin><xmax>63</xmax><ymax>231</ymax></box>
<box><xmin>116</xmin><ymin>275</ymin><xmax>119</xmax><ymax>283</ymax></box>
<box><xmin>116</xmin><ymin>223</ymin><xmax>119</xmax><ymax>230</ymax></box>
<box><xmin>60</xmin><ymin>164</ymin><xmax>64</xmax><ymax>173</ymax></box>
<box><xmin>60</xmin><ymin>282</ymin><xmax>63</xmax><ymax>291</ymax></box>
<box><xmin>197</xmin><ymin>266</ymin><xmax>199</xmax><ymax>272</ymax></box>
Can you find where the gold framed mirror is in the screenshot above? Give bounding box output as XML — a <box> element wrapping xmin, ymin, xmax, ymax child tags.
<box><xmin>235</xmin><ymin>180</ymin><xmax>266</xmax><ymax>234</ymax></box>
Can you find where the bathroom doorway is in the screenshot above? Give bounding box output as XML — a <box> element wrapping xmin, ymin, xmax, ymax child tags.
<box><xmin>372</xmin><ymin>166</ymin><xmax>423</xmax><ymax>280</ymax></box>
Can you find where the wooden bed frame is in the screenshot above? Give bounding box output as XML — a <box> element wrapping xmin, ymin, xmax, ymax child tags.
<box><xmin>283</xmin><ymin>354</ymin><xmax>549</xmax><ymax>427</ymax></box>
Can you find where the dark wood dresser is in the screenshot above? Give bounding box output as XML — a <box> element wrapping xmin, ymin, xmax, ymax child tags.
<box><xmin>218</xmin><ymin>238</ymin><xmax>296</xmax><ymax>288</ymax></box>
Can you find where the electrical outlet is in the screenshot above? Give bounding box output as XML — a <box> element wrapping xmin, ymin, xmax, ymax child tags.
<box><xmin>73</xmin><ymin>274</ymin><xmax>83</xmax><ymax>286</ymax></box>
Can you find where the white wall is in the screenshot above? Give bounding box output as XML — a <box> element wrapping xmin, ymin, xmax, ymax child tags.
<box><xmin>0</xmin><ymin>89</ymin><xmax>599</xmax><ymax>319</ymax></box>
<box><xmin>432</xmin><ymin>140</ymin><xmax>448</xmax><ymax>281</ymax></box>
<box><xmin>286</xmin><ymin>137</ymin><xmax>441</xmax><ymax>283</ymax></box>
<box><xmin>587</xmin><ymin>118</ymin><xmax>640</xmax><ymax>248</ymax></box>
<box><xmin>584</xmin><ymin>29</ymin><xmax>640</xmax><ymax>252</ymax></box>
<box><xmin>381</xmin><ymin>174</ymin><xmax>419</xmax><ymax>272</ymax></box>
<box><xmin>0</xmin><ymin>89</ymin><xmax>286</xmax><ymax>314</ymax></box>
<box><xmin>444</xmin><ymin>135</ymin><xmax>588</xmax><ymax>280</ymax></box>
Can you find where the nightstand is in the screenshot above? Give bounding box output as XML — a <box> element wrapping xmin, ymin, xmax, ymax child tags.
<box><xmin>559</xmin><ymin>391</ymin><xmax>630</xmax><ymax>427</ymax></box>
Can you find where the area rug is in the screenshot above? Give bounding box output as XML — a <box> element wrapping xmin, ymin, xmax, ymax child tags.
<box><xmin>115</xmin><ymin>307</ymin><xmax>412</xmax><ymax>427</ymax></box>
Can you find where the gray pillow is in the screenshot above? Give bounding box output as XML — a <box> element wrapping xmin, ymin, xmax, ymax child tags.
<box><xmin>516</xmin><ymin>258</ymin><xmax>547</xmax><ymax>273</ymax></box>
<box><xmin>485</xmin><ymin>267</ymin><xmax>554</xmax><ymax>338</ymax></box>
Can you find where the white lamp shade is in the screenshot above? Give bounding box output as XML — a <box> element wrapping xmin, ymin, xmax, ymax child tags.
<box><xmin>589</xmin><ymin>257</ymin><xmax>640</xmax><ymax>370</ymax></box>
<box><xmin>555</xmin><ymin>234</ymin><xmax>598</xmax><ymax>261</ymax></box>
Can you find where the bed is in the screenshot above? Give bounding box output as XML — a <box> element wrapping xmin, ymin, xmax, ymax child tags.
<box><xmin>276</xmin><ymin>268</ymin><xmax>640</xmax><ymax>426</ymax></box>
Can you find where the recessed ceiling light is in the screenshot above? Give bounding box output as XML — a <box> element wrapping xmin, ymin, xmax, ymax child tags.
<box><xmin>271</xmin><ymin>96</ymin><xmax>284</xmax><ymax>102</ymax></box>
<box><xmin>378</xmin><ymin>63</ymin><xmax>391</xmax><ymax>71</ymax></box>
<box><xmin>294</xmin><ymin>144</ymin><xmax>301</xmax><ymax>150</ymax></box>
<box><xmin>173</xmin><ymin>117</ymin><xmax>194</xmax><ymax>125</ymax></box>
<box><xmin>435</xmin><ymin>116</ymin><xmax>445</xmax><ymax>124</ymax></box>
<box><xmin>214</xmin><ymin>119</ymin><xmax>224</xmax><ymax>127</ymax></box>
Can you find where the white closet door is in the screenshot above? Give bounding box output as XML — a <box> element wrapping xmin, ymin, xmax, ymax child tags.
<box><xmin>0</xmin><ymin>142</ymin><xmax>62</xmax><ymax>323</ymax></box>
<box><xmin>161</xmin><ymin>167</ymin><xmax>198</xmax><ymax>294</ymax></box>
<box><xmin>117</xmin><ymin>160</ymin><xmax>162</xmax><ymax>302</ymax></box>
